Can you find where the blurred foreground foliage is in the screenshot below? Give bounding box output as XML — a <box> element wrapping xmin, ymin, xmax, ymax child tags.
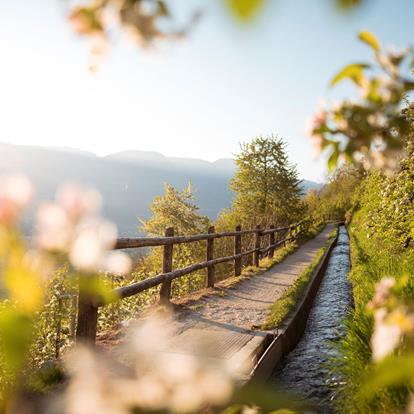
<box><xmin>310</xmin><ymin>31</ymin><xmax>414</xmax><ymax>172</ymax></box>
<box><xmin>67</xmin><ymin>0</ymin><xmax>372</xmax><ymax>70</ymax></box>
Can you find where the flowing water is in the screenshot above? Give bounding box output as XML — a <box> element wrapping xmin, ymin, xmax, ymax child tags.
<box><xmin>271</xmin><ymin>225</ymin><xmax>352</xmax><ymax>413</ymax></box>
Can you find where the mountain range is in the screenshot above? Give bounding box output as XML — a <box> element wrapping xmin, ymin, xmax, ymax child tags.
<box><xmin>0</xmin><ymin>143</ymin><xmax>322</xmax><ymax>236</ymax></box>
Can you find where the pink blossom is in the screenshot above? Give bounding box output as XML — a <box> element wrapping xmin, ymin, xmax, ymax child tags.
<box><xmin>36</xmin><ymin>203</ymin><xmax>72</xmax><ymax>252</ymax></box>
<box><xmin>309</xmin><ymin>109</ymin><xmax>327</xmax><ymax>133</ymax></box>
<box><xmin>56</xmin><ymin>182</ymin><xmax>102</xmax><ymax>222</ymax></box>
<box><xmin>310</xmin><ymin>134</ymin><xmax>324</xmax><ymax>156</ymax></box>
<box><xmin>312</xmin><ymin>110</ymin><xmax>327</xmax><ymax>128</ymax></box>
<box><xmin>368</xmin><ymin>276</ymin><xmax>395</xmax><ymax>309</ymax></box>
<box><xmin>0</xmin><ymin>174</ymin><xmax>34</xmax><ymax>225</ymax></box>
<box><xmin>35</xmin><ymin>182</ymin><xmax>131</xmax><ymax>275</ymax></box>
<box><xmin>371</xmin><ymin>308</ymin><xmax>402</xmax><ymax>361</ymax></box>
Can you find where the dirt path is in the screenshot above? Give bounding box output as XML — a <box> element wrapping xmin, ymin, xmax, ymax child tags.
<box><xmin>164</xmin><ymin>225</ymin><xmax>335</xmax><ymax>375</ymax></box>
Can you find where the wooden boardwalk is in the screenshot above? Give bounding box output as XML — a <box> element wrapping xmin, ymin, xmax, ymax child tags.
<box><xmin>163</xmin><ymin>225</ymin><xmax>334</xmax><ymax>379</ymax></box>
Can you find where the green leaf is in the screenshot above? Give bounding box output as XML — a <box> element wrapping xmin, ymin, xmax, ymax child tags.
<box><xmin>225</xmin><ymin>0</ymin><xmax>266</xmax><ymax>22</ymax></box>
<box><xmin>328</xmin><ymin>148</ymin><xmax>340</xmax><ymax>171</ymax></box>
<box><xmin>358</xmin><ymin>31</ymin><xmax>381</xmax><ymax>52</ymax></box>
<box><xmin>0</xmin><ymin>309</ymin><xmax>34</xmax><ymax>372</ymax></box>
<box><xmin>78</xmin><ymin>274</ymin><xmax>118</xmax><ymax>305</ymax></box>
<box><xmin>330</xmin><ymin>63</ymin><xmax>370</xmax><ymax>87</ymax></box>
<box><xmin>336</xmin><ymin>0</ymin><xmax>364</xmax><ymax>11</ymax></box>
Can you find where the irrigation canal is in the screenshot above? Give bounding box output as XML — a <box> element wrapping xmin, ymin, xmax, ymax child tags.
<box><xmin>271</xmin><ymin>225</ymin><xmax>352</xmax><ymax>413</ymax></box>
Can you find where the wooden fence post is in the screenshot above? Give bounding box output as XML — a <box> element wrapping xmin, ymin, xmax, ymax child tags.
<box><xmin>76</xmin><ymin>291</ymin><xmax>98</xmax><ymax>344</ymax></box>
<box><xmin>254</xmin><ymin>225</ymin><xmax>262</xmax><ymax>267</ymax></box>
<box><xmin>206</xmin><ymin>226</ymin><xmax>215</xmax><ymax>287</ymax></box>
<box><xmin>284</xmin><ymin>227</ymin><xmax>290</xmax><ymax>247</ymax></box>
<box><xmin>268</xmin><ymin>224</ymin><xmax>275</xmax><ymax>259</ymax></box>
<box><xmin>234</xmin><ymin>225</ymin><xmax>242</xmax><ymax>276</ymax></box>
<box><xmin>159</xmin><ymin>227</ymin><xmax>174</xmax><ymax>304</ymax></box>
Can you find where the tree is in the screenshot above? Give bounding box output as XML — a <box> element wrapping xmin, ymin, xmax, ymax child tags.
<box><xmin>228</xmin><ymin>135</ymin><xmax>303</xmax><ymax>228</ymax></box>
<box><xmin>305</xmin><ymin>165</ymin><xmax>362</xmax><ymax>222</ymax></box>
<box><xmin>139</xmin><ymin>183</ymin><xmax>210</xmax><ymax>296</ymax></box>
<box><xmin>141</xmin><ymin>183</ymin><xmax>209</xmax><ymax>236</ymax></box>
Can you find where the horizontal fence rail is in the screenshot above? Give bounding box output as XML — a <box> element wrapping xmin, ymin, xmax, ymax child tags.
<box><xmin>75</xmin><ymin>220</ymin><xmax>307</xmax><ymax>343</ymax></box>
<box><xmin>114</xmin><ymin>224</ymin><xmax>297</xmax><ymax>249</ymax></box>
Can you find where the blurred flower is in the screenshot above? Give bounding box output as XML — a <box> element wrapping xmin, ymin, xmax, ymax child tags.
<box><xmin>36</xmin><ymin>202</ymin><xmax>72</xmax><ymax>252</ymax></box>
<box><xmin>306</xmin><ymin>108</ymin><xmax>328</xmax><ymax>157</ymax></box>
<box><xmin>69</xmin><ymin>6</ymin><xmax>104</xmax><ymax>36</ymax></box>
<box><xmin>36</xmin><ymin>183</ymin><xmax>131</xmax><ymax>275</ymax></box>
<box><xmin>69</xmin><ymin>219</ymin><xmax>117</xmax><ymax>272</ymax></box>
<box><xmin>371</xmin><ymin>307</ymin><xmax>402</xmax><ymax>361</ymax></box>
<box><xmin>102</xmin><ymin>251</ymin><xmax>132</xmax><ymax>275</ymax></box>
<box><xmin>126</xmin><ymin>312</ymin><xmax>178</xmax><ymax>358</ymax></box>
<box><xmin>310</xmin><ymin>134</ymin><xmax>324</xmax><ymax>157</ymax></box>
<box><xmin>0</xmin><ymin>174</ymin><xmax>34</xmax><ymax>226</ymax></box>
<box><xmin>309</xmin><ymin>109</ymin><xmax>327</xmax><ymax>133</ymax></box>
<box><xmin>309</xmin><ymin>32</ymin><xmax>414</xmax><ymax>172</ymax></box>
<box><xmin>242</xmin><ymin>406</ymin><xmax>260</xmax><ymax>414</ymax></box>
<box><xmin>368</xmin><ymin>276</ymin><xmax>395</xmax><ymax>309</ymax></box>
<box><xmin>62</xmin><ymin>312</ymin><xmax>235</xmax><ymax>414</ymax></box>
<box><xmin>57</xmin><ymin>182</ymin><xmax>102</xmax><ymax>221</ymax></box>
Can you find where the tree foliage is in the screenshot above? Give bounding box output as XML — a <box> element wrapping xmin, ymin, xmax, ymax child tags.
<box><xmin>305</xmin><ymin>165</ymin><xmax>362</xmax><ymax>222</ymax></box>
<box><xmin>227</xmin><ymin>135</ymin><xmax>303</xmax><ymax>229</ymax></box>
<box><xmin>139</xmin><ymin>183</ymin><xmax>211</xmax><ymax>297</ymax></box>
<box><xmin>141</xmin><ymin>183</ymin><xmax>210</xmax><ymax>237</ymax></box>
<box><xmin>355</xmin><ymin>139</ymin><xmax>414</xmax><ymax>249</ymax></box>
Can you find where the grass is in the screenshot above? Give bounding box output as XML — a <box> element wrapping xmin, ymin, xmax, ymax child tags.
<box><xmin>261</xmin><ymin>227</ymin><xmax>337</xmax><ymax>330</ymax></box>
<box><xmin>242</xmin><ymin>241</ymin><xmax>300</xmax><ymax>276</ymax></box>
<box><xmin>331</xmin><ymin>213</ymin><xmax>414</xmax><ymax>414</ymax></box>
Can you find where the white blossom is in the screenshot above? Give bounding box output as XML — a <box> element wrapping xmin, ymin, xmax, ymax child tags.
<box><xmin>371</xmin><ymin>308</ymin><xmax>402</xmax><ymax>361</ymax></box>
<box><xmin>36</xmin><ymin>202</ymin><xmax>72</xmax><ymax>252</ymax></box>
<box><xmin>62</xmin><ymin>313</ymin><xmax>235</xmax><ymax>414</ymax></box>
<box><xmin>69</xmin><ymin>219</ymin><xmax>117</xmax><ymax>272</ymax></box>
<box><xmin>101</xmin><ymin>251</ymin><xmax>132</xmax><ymax>275</ymax></box>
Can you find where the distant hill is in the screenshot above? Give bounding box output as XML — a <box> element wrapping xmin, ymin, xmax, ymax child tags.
<box><xmin>0</xmin><ymin>143</ymin><xmax>322</xmax><ymax>236</ymax></box>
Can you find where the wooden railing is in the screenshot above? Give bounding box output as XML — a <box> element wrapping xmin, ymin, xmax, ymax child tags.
<box><xmin>75</xmin><ymin>220</ymin><xmax>306</xmax><ymax>343</ymax></box>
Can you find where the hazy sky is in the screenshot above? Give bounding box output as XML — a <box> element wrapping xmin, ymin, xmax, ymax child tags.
<box><xmin>1</xmin><ymin>0</ymin><xmax>414</xmax><ymax>181</ymax></box>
